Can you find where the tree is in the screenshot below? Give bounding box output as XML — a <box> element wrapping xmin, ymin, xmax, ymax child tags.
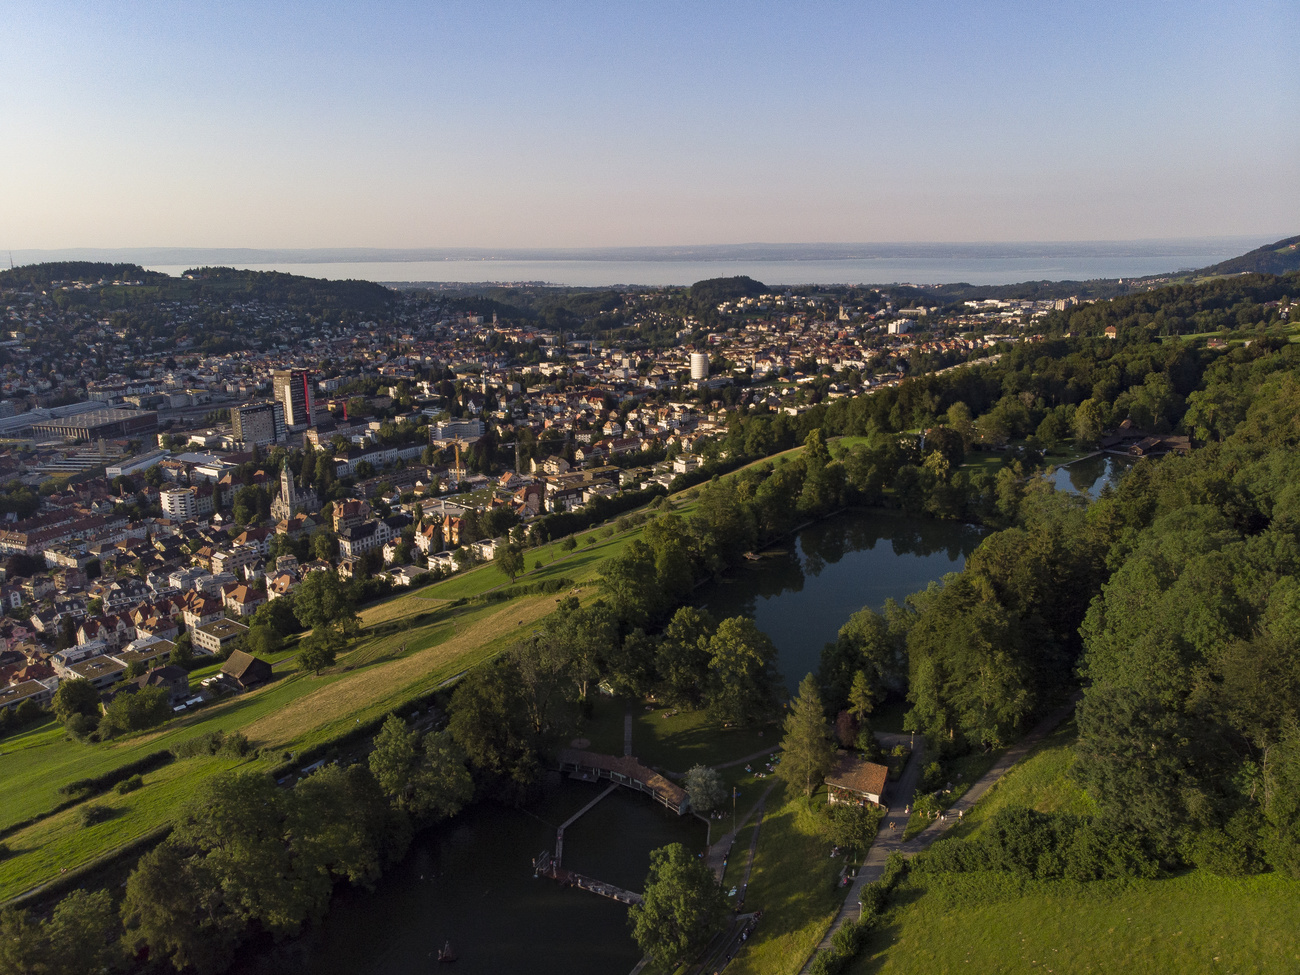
<box><xmin>312</xmin><ymin>529</ymin><xmax>338</xmax><ymax>562</ymax></box>
<box><xmin>778</xmin><ymin>674</ymin><xmax>836</xmax><ymax>800</ymax></box>
<box><xmin>848</xmin><ymin>670</ymin><xmax>874</xmax><ymax>723</ymax></box>
<box><xmin>51</xmin><ymin>678</ymin><xmax>100</xmax><ymax>726</ymax></box>
<box><xmin>169</xmin><ymin>631</ymin><xmax>194</xmax><ymax>666</ymax></box>
<box><xmin>448</xmin><ymin>659</ymin><xmax>540</xmax><ymax>791</ymax></box>
<box><xmin>368</xmin><ymin>715</ymin><xmax>473</xmax><ymax>822</ymax></box>
<box><xmin>495</xmin><ymin>542</ymin><xmax>525</xmax><ymax>583</ymax></box>
<box><xmin>629</xmin><ymin>843</ymin><xmax>729</xmax><ymax>966</ymax></box>
<box><xmin>683</xmin><ymin>764</ymin><xmax>726</xmax><ymax>815</ymax></box>
<box><xmin>290</xmin><ymin>764</ymin><xmax>412</xmax><ymax>890</ymax></box>
<box><xmin>655</xmin><ymin>606</ymin><xmax>717</xmax><ymax>706</ymax></box>
<box><xmin>0</xmin><ymin>888</ymin><xmax>125</xmax><ymax>975</ymax></box>
<box><xmin>99</xmin><ymin>685</ymin><xmax>171</xmax><ymax>738</ymax></box>
<box><xmin>704</xmin><ymin>616</ymin><xmax>780</xmax><ymax>724</ymax></box>
<box><xmin>298</xmin><ymin>626</ymin><xmax>345</xmax><ymax>675</ymax></box>
<box><xmin>293</xmin><ymin>570</ymin><xmax>356</xmax><ymax>632</ymax></box>
<box><xmin>821</xmin><ymin>801</ymin><xmax>878</xmax><ymax>859</ymax></box>
<box><xmin>245</xmin><ymin>623</ymin><xmax>283</xmax><ymax>657</ymax></box>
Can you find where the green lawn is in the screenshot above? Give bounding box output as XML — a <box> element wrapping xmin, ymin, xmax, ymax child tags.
<box><xmin>727</xmin><ymin>782</ymin><xmax>848</xmax><ymax>975</ymax></box>
<box><xmin>949</xmin><ymin>721</ymin><xmax>1095</xmax><ymax>838</ymax></box>
<box><xmin>851</xmin><ymin>870</ymin><xmax>1300</xmax><ymax>975</ymax></box>
<box><xmin>0</xmin><ymin>754</ymin><xmax>249</xmax><ymax>901</ymax></box>
<box><xmin>850</xmin><ymin>721</ymin><xmax>1298</xmax><ymax>974</ymax></box>
<box><xmin>577</xmin><ymin>695</ymin><xmax>780</xmax><ymax>774</ymax></box>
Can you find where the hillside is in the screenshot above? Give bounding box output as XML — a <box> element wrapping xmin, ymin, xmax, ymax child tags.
<box><xmin>1194</xmin><ymin>234</ymin><xmax>1300</xmax><ymax>277</ymax></box>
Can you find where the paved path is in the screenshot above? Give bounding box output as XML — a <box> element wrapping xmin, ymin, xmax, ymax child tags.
<box><xmin>898</xmin><ymin>696</ymin><xmax>1080</xmax><ymax>853</ymax></box>
<box><xmin>734</xmin><ymin>795</ymin><xmax>767</xmax><ymax>910</ymax></box>
<box><xmin>796</xmin><ymin>701</ymin><xmax>1077</xmax><ymax>974</ymax></box>
<box><xmin>705</xmin><ymin>781</ymin><xmax>780</xmax><ymax>880</ymax></box>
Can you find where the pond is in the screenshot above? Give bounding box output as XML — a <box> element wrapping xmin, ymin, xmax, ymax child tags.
<box><xmin>1047</xmin><ymin>453</ymin><xmax>1135</xmax><ymax>500</ymax></box>
<box><xmin>261</xmin><ymin>774</ymin><xmax>705</xmax><ymax>975</ymax></box>
<box><xmin>694</xmin><ymin>509</ymin><xmax>986</xmax><ymax>691</ymax></box>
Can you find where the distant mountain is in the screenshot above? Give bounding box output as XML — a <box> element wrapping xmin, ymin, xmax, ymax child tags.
<box><xmin>1194</xmin><ymin>235</ymin><xmax>1300</xmax><ymax>276</ymax></box>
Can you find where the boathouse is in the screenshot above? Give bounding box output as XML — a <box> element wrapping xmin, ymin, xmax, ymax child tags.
<box><xmin>556</xmin><ymin>749</ymin><xmax>689</xmax><ymax>815</ymax></box>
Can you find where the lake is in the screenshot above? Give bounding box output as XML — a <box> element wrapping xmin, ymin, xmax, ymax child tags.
<box><xmin>243</xmin><ymin>510</ymin><xmax>982</xmax><ymax>974</ymax></box>
<box><xmin>695</xmin><ymin>510</ymin><xmax>986</xmax><ymax>691</ymax></box>
<box><xmin>135</xmin><ymin>238</ymin><xmax>1256</xmax><ymax>288</ymax></box>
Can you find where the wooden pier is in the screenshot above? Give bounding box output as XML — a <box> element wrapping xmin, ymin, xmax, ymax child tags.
<box><xmin>554</xmin><ymin>784</ymin><xmax>617</xmax><ymax>868</ymax></box>
<box><xmin>548</xmin><ymin>865</ymin><xmax>643</xmax><ymax>905</ymax></box>
<box><xmin>533</xmin><ymin>779</ymin><xmax>645</xmax><ymax>905</ymax></box>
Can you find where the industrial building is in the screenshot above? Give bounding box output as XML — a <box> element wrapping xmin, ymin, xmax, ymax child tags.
<box><xmin>30</xmin><ymin>408</ymin><xmax>158</xmax><ymax>440</ymax></box>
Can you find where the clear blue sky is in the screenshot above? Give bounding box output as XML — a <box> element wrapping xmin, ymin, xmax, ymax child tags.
<box><xmin>3</xmin><ymin>1</ymin><xmax>1296</xmax><ymax>248</ymax></box>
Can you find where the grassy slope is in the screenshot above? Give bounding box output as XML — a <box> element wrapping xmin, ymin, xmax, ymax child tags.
<box><xmin>849</xmin><ymin>725</ymin><xmax>1299</xmax><ymax>974</ymax></box>
<box><xmin>727</xmin><ymin>782</ymin><xmax>847</xmax><ymax>975</ymax></box>
<box><xmin>857</xmin><ymin>872</ymin><xmax>1299</xmax><ymax>975</ymax></box>
<box><xmin>0</xmin><ymin>595</ymin><xmax>552</xmax><ymax>900</ymax></box>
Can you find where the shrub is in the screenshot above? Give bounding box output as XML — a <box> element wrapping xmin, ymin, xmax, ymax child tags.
<box><xmin>65</xmin><ymin>712</ymin><xmax>99</xmax><ymax>740</ymax></box>
<box><xmin>115</xmin><ymin>775</ymin><xmax>144</xmax><ymax>795</ymax></box>
<box><xmin>58</xmin><ymin>751</ymin><xmax>174</xmax><ymax>797</ymax></box>
<box><xmin>831</xmin><ymin>920</ymin><xmax>861</xmax><ymax>956</ymax></box>
<box><xmin>78</xmin><ymin>804</ymin><xmax>112</xmax><ymax>827</ymax></box>
<box><xmin>0</xmin><ymin>842</ymin><xmax>10</xmax><ymax>860</ymax></box>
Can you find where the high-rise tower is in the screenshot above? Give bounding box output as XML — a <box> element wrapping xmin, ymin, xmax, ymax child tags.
<box><xmin>272</xmin><ymin>369</ymin><xmax>315</xmax><ymax>430</ymax></box>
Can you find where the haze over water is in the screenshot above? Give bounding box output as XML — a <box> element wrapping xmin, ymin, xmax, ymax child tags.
<box><xmin>117</xmin><ymin>238</ymin><xmax>1260</xmax><ymax>288</ymax></box>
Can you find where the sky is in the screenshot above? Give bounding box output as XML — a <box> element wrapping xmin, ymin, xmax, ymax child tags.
<box><xmin>2</xmin><ymin>1</ymin><xmax>1297</xmax><ymax>249</ymax></box>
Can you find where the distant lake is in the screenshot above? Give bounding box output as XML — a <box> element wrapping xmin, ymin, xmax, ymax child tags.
<box><xmin>140</xmin><ymin>239</ymin><xmax>1255</xmax><ymax>287</ymax></box>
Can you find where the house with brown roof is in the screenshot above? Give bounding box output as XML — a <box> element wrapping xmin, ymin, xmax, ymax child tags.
<box><xmin>219</xmin><ymin>649</ymin><xmax>272</xmax><ymax>690</ymax></box>
<box><xmin>222</xmin><ymin>583</ymin><xmax>266</xmax><ymax>618</ymax></box>
<box><xmin>824</xmin><ymin>751</ymin><xmax>889</xmax><ymax>807</ymax></box>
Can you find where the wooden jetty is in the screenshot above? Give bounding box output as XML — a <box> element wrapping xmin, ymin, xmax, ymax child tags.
<box><xmin>532</xmin><ymin>778</ymin><xmax>645</xmax><ymax>906</ymax></box>
<box><xmin>546</xmin><ymin>864</ymin><xmax>643</xmax><ymax>906</ymax></box>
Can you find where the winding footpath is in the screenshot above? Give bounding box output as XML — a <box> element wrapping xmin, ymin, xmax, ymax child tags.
<box><xmin>796</xmin><ymin>699</ymin><xmax>1080</xmax><ymax>974</ymax></box>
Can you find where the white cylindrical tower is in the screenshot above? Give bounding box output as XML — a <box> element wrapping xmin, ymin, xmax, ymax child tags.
<box><xmin>689</xmin><ymin>352</ymin><xmax>709</xmax><ymax>381</ymax></box>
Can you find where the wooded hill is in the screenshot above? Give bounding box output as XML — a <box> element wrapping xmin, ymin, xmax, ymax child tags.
<box><xmin>1194</xmin><ymin>234</ymin><xmax>1300</xmax><ymax>277</ymax></box>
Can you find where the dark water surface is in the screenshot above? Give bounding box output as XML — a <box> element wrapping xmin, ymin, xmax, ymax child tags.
<box><xmin>1047</xmin><ymin>453</ymin><xmax>1135</xmax><ymax>499</ymax></box>
<box><xmin>288</xmin><ymin>774</ymin><xmax>705</xmax><ymax>975</ymax></box>
<box><xmin>247</xmin><ymin>511</ymin><xmax>977</xmax><ymax>974</ymax></box>
<box><xmin>695</xmin><ymin>510</ymin><xmax>986</xmax><ymax>690</ymax></box>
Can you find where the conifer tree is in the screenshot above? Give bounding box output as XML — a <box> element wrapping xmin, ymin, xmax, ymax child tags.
<box><xmin>778</xmin><ymin>673</ymin><xmax>836</xmax><ymax>800</ymax></box>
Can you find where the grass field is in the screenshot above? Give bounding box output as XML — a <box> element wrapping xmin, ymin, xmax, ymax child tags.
<box><xmin>948</xmin><ymin>721</ymin><xmax>1095</xmax><ymax>837</ymax></box>
<box><xmin>851</xmin><ymin>870</ymin><xmax>1300</xmax><ymax>975</ymax></box>
<box><xmin>848</xmin><ymin>721</ymin><xmax>1299</xmax><ymax>974</ymax></box>
<box><xmin>727</xmin><ymin>782</ymin><xmax>847</xmax><ymax>975</ymax></box>
<box><xmin>0</xmin><ymin>594</ymin><xmax>556</xmax><ymax>901</ymax></box>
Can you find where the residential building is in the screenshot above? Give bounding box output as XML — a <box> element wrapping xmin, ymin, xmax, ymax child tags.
<box><xmin>192</xmin><ymin>618</ymin><xmax>249</xmax><ymax>656</ymax></box>
<box><xmin>231</xmin><ymin>400</ymin><xmax>287</xmax><ymax>448</ymax></box>
<box><xmin>272</xmin><ymin>369</ymin><xmax>316</xmax><ymax>429</ymax></box>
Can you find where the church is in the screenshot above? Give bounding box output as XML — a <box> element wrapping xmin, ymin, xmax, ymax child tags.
<box><xmin>270</xmin><ymin>465</ymin><xmax>320</xmax><ymax>522</ymax></box>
